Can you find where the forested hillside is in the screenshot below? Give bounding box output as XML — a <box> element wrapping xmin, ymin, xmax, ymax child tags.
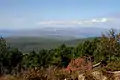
<box><xmin>5</xmin><ymin>37</ymin><xmax>96</xmax><ymax>52</ymax></box>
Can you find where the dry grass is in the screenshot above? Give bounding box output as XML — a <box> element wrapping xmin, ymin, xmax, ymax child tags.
<box><xmin>0</xmin><ymin>75</ymin><xmax>23</xmax><ymax>80</ymax></box>
<box><xmin>1</xmin><ymin>68</ymin><xmax>120</xmax><ymax>80</ymax></box>
<box><xmin>22</xmin><ymin>67</ymin><xmax>79</xmax><ymax>80</ymax></box>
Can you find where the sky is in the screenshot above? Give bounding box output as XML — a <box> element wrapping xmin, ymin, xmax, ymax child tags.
<box><xmin>0</xmin><ymin>0</ymin><xmax>120</xmax><ymax>30</ymax></box>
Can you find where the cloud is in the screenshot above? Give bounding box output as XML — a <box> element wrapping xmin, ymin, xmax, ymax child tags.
<box><xmin>0</xmin><ymin>14</ymin><xmax>120</xmax><ymax>30</ymax></box>
<box><xmin>37</xmin><ymin>18</ymin><xmax>110</xmax><ymax>27</ymax></box>
<box><xmin>36</xmin><ymin>16</ymin><xmax>120</xmax><ymax>29</ymax></box>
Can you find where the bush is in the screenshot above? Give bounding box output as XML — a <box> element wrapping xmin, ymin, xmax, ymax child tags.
<box><xmin>84</xmin><ymin>72</ymin><xmax>97</xmax><ymax>80</ymax></box>
<box><xmin>105</xmin><ymin>61</ymin><xmax>120</xmax><ymax>71</ymax></box>
<box><xmin>23</xmin><ymin>68</ymin><xmax>48</xmax><ymax>80</ymax></box>
<box><xmin>65</xmin><ymin>57</ymin><xmax>92</xmax><ymax>73</ymax></box>
<box><xmin>22</xmin><ymin>67</ymin><xmax>80</xmax><ymax>80</ymax></box>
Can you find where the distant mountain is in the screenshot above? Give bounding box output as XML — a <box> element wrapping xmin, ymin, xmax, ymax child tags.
<box><xmin>0</xmin><ymin>27</ymin><xmax>108</xmax><ymax>38</ymax></box>
<box><xmin>5</xmin><ymin>36</ymin><xmax>98</xmax><ymax>52</ymax></box>
<box><xmin>0</xmin><ymin>27</ymin><xmax>108</xmax><ymax>52</ymax></box>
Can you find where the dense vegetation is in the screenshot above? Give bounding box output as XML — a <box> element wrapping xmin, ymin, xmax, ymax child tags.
<box><xmin>1</xmin><ymin>29</ymin><xmax>120</xmax><ymax>80</ymax></box>
<box><xmin>6</xmin><ymin>37</ymin><xmax>94</xmax><ymax>52</ymax></box>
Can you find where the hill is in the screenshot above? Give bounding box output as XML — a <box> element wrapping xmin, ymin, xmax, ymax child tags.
<box><xmin>5</xmin><ymin>36</ymin><xmax>97</xmax><ymax>52</ymax></box>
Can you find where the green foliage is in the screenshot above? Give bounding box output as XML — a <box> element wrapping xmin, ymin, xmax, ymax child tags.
<box><xmin>1</xmin><ymin>29</ymin><xmax>120</xmax><ymax>78</ymax></box>
<box><xmin>0</xmin><ymin>37</ymin><xmax>23</xmax><ymax>75</ymax></box>
<box><xmin>95</xmin><ymin>29</ymin><xmax>120</xmax><ymax>63</ymax></box>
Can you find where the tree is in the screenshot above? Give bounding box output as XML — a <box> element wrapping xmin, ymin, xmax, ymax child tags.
<box><xmin>22</xmin><ymin>50</ymin><xmax>39</xmax><ymax>68</ymax></box>
<box><xmin>8</xmin><ymin>48</ymin><xmax>23</xmax><ymax>74</ymax></box>
<box><xmin>95</xmin><ymin>29</ymin><xmax>120</xmax><ymax>62</ymax></box>
<box><xmin>0</xmin><ymin>37</ymin><xmax>8</xmax><ymax>75</ymax></box>
<box><xmin>74</xmin><ymin>38</ymin><xmax>99</xmax><ymax>63</ymax></box>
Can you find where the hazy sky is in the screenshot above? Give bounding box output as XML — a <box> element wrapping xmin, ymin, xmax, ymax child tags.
<box><xmin>0</xmin><ymin>0</ymin><xmax>120</xmax><ymax>30</ymax></box>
